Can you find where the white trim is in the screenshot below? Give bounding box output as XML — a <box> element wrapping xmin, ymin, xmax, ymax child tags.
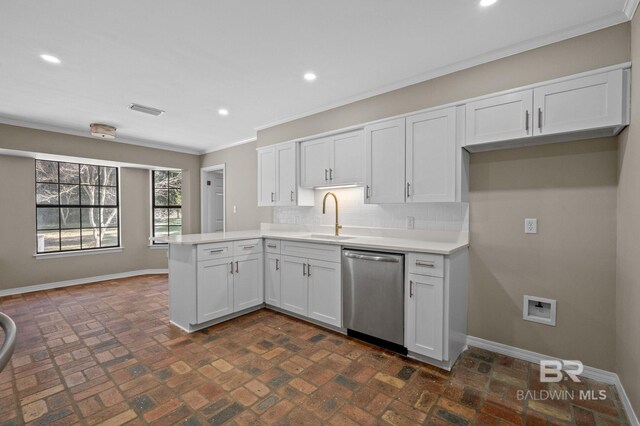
<box><xmin>466</xmin><ymin>336</ymin><xmax>638</xmax><ymax>425</ymax></box>
<box><xmin>34</xmin><ymin>247</ymin><xmax>123</xmax><ymax>259</ymax></box>
<box><xmin>202</xmin><ymin>137</ymin><xmax>257</xmax><ymax>155</ymax></box>
<box><xmin>0</xmin><ymin>269</ymin><xmax>168</xmax><ymax>297</ymax></box>
<box><xmin>147</xmin><ymin>244</ymin><xmax>168</xmax><ymax>250</ymax></box>
<box><xmin>200</xmin><ymin>164</ymin><xmax>226</xmax><ymax>233</ymax></box>
<box><xmin>624</xmin><ymin>0</ymin><xmax>640</xmax><ymax>19</ymax></box>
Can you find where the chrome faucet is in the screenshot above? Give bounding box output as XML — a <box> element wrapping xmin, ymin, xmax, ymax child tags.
<box><xmin>322</xmin><ymin>192</ymin><xmax>342</xmax><ymax>236</ymax></box>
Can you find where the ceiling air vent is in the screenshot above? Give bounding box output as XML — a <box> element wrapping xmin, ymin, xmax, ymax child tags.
<box><xmin>129</xmin><ymin>103</ymin><xmax>165</xmax><ymax>116</ymax></box>
<box><xmin>89</xmin><ymin>123</ymin><xmax>116</xmax><ymax>139</ymax></box>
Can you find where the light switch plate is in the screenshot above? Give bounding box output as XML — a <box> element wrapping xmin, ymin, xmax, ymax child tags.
<box><xmin>525</xmin><ymin>218</ymin><xmax>537</xmax><ymax>234</ymax></box>
<box><xmin>406</xmin><ymin>216</ymin><xmax>415</xmax><ymax>230</ymax></box>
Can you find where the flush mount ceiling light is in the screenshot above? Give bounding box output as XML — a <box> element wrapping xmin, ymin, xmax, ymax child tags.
<box><xmin>129</xmin><ymin>103</ymin><xmax>164</xmax><ymax>116</ymax></box>
<box><xmin>40</xmin><ymin>54</ymin><xmax>61</xmax><ymax>64</ymax></box>
<box><xmin>304</xmin><ymin>72</ymin><xmax>317</xmax><ymax>81</ymax></box>
<box><xmin>89</xmin><ymin>123</ymin><xmax>116</xmax><ymax>139</ymax></box>
<box><xmin>218</xmin><ymin>108</ymin><xmax>229</xmax><ymax>116</ymax></box>
<box><xmin>480</xmin><ymin>0</ymin><xmax>497</xmax><ymax>6</ymax></box>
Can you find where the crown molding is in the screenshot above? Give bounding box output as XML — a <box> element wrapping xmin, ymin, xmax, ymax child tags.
<box><xmin>624</xmin><ymin>0</ymin><xmax>640</xmax><ymax>19</ymax></box>
<box><xmin>202</xmin><ymin>136</ymin><xmax>257</xmax><ymax>155</ymax></box>
<box><xmin>255</xmin><ymin>12</ymin><xmax>628</xmax><ymax>132</ymax></box>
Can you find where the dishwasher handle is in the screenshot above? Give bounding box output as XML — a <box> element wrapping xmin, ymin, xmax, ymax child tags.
<box><xmin>343</xmin><ymin>251</ymin><xmax>401</xmax><ymax>263</ymax></box>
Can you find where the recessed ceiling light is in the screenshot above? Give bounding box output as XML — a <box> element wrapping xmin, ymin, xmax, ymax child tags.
<box><xmin>218</xmin><ymin>109</ymin><xmax>229</xmax><ymax>116</ymax></box>
<box><xmin>480</xmin><ymin>0</ymin><xmax>497</xmax><ymax>6</ymax></box>
<box><xmin>304</xmin><ymin>72</ymin><xmax>317</xmax><ymax>81</ymax></box>
<box><xmin>40</xmin><ymin>54</ymin><xmax>61</xmax><ymax>64</ymax></box>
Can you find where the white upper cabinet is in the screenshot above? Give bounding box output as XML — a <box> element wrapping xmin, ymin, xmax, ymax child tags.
<box><xmin>533</xmin><ymin>69</ymin><xmax>626</xmax><ymax>136</ymax></box>
<box><xmin>300</xmin><ymin>130</ymin><xmax>364</xmax><ymax>188</ymax></box>
<box><xmin>406</xmin><ymin>107</ymin><xmax>457</xmax><ymax>203</ymax></box>
<box><xmin>276</xmin><ymin>143</ymin><xmax>296</xmax><ymax>206</ymax></box>
<box><xmin>465</xmin><ymin>90</ymin><xmax>534</xmax><ymax>147</ymax></box>
<box><xmin>364</xmin><ymin>118</ymin><xmax>406</xmax><ymax>204</ymax></box>
<box><xmin>257</xmin><ymin>147</ymin><xmax>276</xmax><ymax>206</ymax></box>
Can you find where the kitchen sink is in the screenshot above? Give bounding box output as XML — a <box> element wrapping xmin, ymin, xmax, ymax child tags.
<box><xmin>307</xmin><ymin>234</ymin><xmax>355</xmax><ymax>241</ymax></box>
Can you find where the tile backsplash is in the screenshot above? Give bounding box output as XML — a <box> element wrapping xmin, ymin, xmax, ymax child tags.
<box><xmin>274</xmin><ymin>187</ymin><xmax>469</xmax><ymax>232</ymax></box>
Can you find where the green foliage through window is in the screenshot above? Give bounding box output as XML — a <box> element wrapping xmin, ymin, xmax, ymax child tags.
<box><xmin>152</xmin><ymin>170</ymin><xmax>182</xmax><ymax>243</ymax></box>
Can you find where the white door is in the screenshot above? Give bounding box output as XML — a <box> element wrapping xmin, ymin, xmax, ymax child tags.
<box><xmin>197</xmin><ymin>258</ymin><xmax>233</xmax><ymax>323</ymax></box>
<box><xmin>211</xmin><ymin>171</ymin><xmax>224</xmax><ymax>232</ymax></box>
<box><xmin>265</xmin><ymin>253</ymin><xmax>281</xmax><ymax>307</ymax></box>
<box><xmin>533</xmin><ymin>69</ymin><xmax>624</xmax><ymax>136</ymax></box>
<box><xmin>307</xmin><ymin>259</ymin><xmax>341</xmax><ymax>327</ymax></box>
<box><xmin>280</xmin><ymin>255</ymin><xmax>308</xmax><ymax>316</ymax></box>
<box><xmin>300</xmin><ymin>138</ymin><xmax>330</xmax><ymax>188</ymax></box>
<box><xmin>406</xmin><ymin>108</ymin><xmax>456</xmax><ymax>203</ymax></box>
<box><xmin>364</xmin><ymin>118</ymin><xmax>406</xmax><ymax>204</ymax></box>
<box><xmin>276</xmin><ymin>143</ymin><xmax>296</xmax><ymax>206</ymax></box>
<box><xmin>233</xmin><ymin>253</ymin><xmax>263</xmax><ymax>311</ymax></box>
<box><xmin>406</xmin><ymin>274</ymin><xmax>444</xmax><ymax>360</ymax></box>
<box><xmin>257</xmin><ymin>147</ymin><xmax>276</xmax><ymax>206</ymax></box>
<box><xmin>330</xmin><ymin>130</ymin><xmax>364</xmax><ymax>185</ymax></box>
<box><xmin>465</xmin><ymin>90</ymin><xmax>533</xmax><ymax>147</ymax></box>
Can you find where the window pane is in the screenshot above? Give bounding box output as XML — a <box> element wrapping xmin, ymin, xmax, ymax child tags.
<box><xmin>36</xmin><ymin>160</ymin><xmax>58</xmax><ymax>183</ymax></box>
<box><xmin>81</xmin><ymin>229</ymin><xmax>100</xmax><ymax>248</ymax></box>
<box><xmin>59</xmin><ymin>184</ymin><xmax>79</xmax><ymax>205</ymax></box>
<box><xmin>169</xmin><ymin>225</ymin><xmax>182</xmax><ymax>235</ymax></box>
<box><xmin>36</xmin><ymin>207</ymin><xmax>59</xmax><ymax>230</ymax></box>
<box><xmin>81</xmin><ymin>208</ymin><xmax>100</xmax><ymax>228</ymax></box>
<box><xmin>154</xmin><ymin>171</ymin><xmax>168</xmax><ymax>187</ymax></box>
<box><xmin>168</xmin><ymin>171</ymin><xmax>181</xmax><ymax>188</ymax></box>
<box><xmin>154</xmin><ymin>208</ymin><xmax>168</xmax><ymax>225</ymax></box>
<box><xmin>60</xmin><ymin>208</ymin><xmax>80</xmax><ymax>229</ymax></box>
<box><xmin>100</xmin><ymin>187</ymin><xmax>117</xmax><ymax>206</ymax></box>
<box><xmin>101</xmin><ymin>228</ymin><xmax>118</xmax><ymax>247</ymax></box>
<box><xmin>80</xmin><ymin>164</ymin><xmax>99</xmax><ymax>185</ymax></box>
<box><xmin>168</xmin><ymin>208</ymin><xmax>182</xmax><ymax>226</ymax></box>
<box><xmin>81</xmin><ymin>186</ymin><xmax>99</xmax><ymax>205</ymax></box>
<box><xmin>154</xmin><ymin>225</ymin><xmax>169</xmax><ymax>237</ymax></box>
<box><xmin>37</xmin><ymin>230</ymin><xmax>60</xmax><ymax>252</ymax></box>
<box><xmin>36</xmin><ymin>183</ymin><xmax>58</xmax><ymax>205</ymax></box>
<box><xmin>59</xmin><ymin>163</ymin><xmax>79</xmax><ymax>184</ymax></box>
<box><xmin>100</xmin><ymin>167</ymin><xmax>117</xmax><ymax>186</ymax></box>
<box><xmin>101</xmin><ymin>208</ymin><xmax>118</xmax><ymax>227</ymax></box>
<box><xmin>169</xmin><ymin>188</ymin><xmax>181</xmax><ymax>206</ymax></box>
<box><xmin>60</xmin><ymin>229</ymin><xmax>81</xmax><ymax>251</ymax></box>
<box><xmin>154</xmin><ymin>189</ymin><xmax>168</xmax><ymax>206</ymax></box>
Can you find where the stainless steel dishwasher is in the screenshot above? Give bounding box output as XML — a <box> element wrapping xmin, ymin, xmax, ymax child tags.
<box><xmin>343</xmin><ymin>249</ymin><xmax>405</xmax><ymax>352</ymax></box>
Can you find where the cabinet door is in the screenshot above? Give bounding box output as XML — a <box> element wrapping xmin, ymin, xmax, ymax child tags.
<box><xmin>307</xmin><ymin>259</ymin><xmax>341</xmax><ymax>327</ymax></box>
<box><xmin>330</xmin><ymin>130</ymin><xmax>364</xmax><ymax>185</ymax></box>
<box><xmin>533</xmin><ymin>69</ymin><xmax>624</xmax><ymax>136</ymax></box>
<box><xmin>197</xmin><ymin>258</ymin><xmax>234</xmax><ymax>323</ymax></box>
<box><xmin>280</xmin><ymin>256</ymin><xmax>308</xmax><ymax>316</ymax></box>
<box><xmin>257</xmin><ymin>147</ymin><xmax>276</xmax><ymax>206</ymax></box>
<box><xmin>465</xmin><ymin>90</ymin><xmax>533</xmax><ymax>146</ymax></box>
<box><xmin>265</xmin><ymin>253</ymin><xmax>281</xmax><ymax>307</ymax></box>
<box><xmin>233</xmin><ymin>254</ymin><xmax>263</xmax><ymax>311</ymax></box>
<box><xmin>364</xmin><ymin>118</ymin><xmax>406</xmax><ymax>204</ymax></box>
<box><xmin>406</xmin><ymin>107</ymin><xmax>456</xmax><ymax>203</ymax></box>
<box><xmin>276</xmin><ymin>143</ymin><xmax>296</xmax><ymax>206</ymax></box>
<box><xmin>406</xmin><ymin>274</ymin><xmax>444</xmax><ymax>360</ymax></box>
<box><xmin>300</xmin><ymin>138</ymin><xmax>330</xmax><ymax>188</ymax></box>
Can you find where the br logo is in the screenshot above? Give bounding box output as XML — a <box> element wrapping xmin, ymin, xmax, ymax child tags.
<box><xmin>540</xmin><ymin>360</ymin><xmax>583</xmax><ymax>383</ymax></box>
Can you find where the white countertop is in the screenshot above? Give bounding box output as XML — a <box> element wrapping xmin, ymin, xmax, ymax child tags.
<box><xmin>155</xmin><ymin>227</ymin><xmax>468</xmax><ymax>255</ymax></box>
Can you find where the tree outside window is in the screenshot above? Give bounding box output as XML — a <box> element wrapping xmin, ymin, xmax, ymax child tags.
<box><xmin>152</xmin><ymin>170</ymin><xmax>182</xmax><ymax>243</ymax></box>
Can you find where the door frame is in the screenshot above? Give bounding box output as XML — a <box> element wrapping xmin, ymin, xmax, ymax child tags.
<box><xmin>201</xmin><ymin>164</ymin><xmax>226</xmax><ymax>233</ymax></box>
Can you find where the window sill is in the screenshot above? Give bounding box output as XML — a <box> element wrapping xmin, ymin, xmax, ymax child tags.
<box><xmin>148</xmin><ymin>244</ymin><xmax>168</xmax><ymax>250</ymax></box>
<box><xmin>34</xmin><ymin>247</ymin><xmax>123</xmax><ymax>260</ymax></box>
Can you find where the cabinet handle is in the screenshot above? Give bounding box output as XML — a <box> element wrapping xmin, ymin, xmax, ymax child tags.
<box><xmin>230</xmin><ymin>261</ymin><xmax>234</xmax><ymax>274</ymax></box>
<box><xmin>406</xmin><ymin>182</ymin><xmax>411</xmax><ymax>198</ymax></box>
<box><xmin>307</xmin><ymin>263</ymin><xmax>311</xmax><ymax>277</ymax></box>
<box><xmin>324</xmin><ymin>169</ymin><xmax>328</xmax><ymax>181</ymax></box>
<box><xmin>267</xmin><ymin>244</ymin><xmax>277</xmax><ymax>249</ymax></box>
<box><xmin>303</xmin><ymin>263</ymin><xmax>307</xmax><ymax>276</ymax></box>
<box><xmin>242</xmin><ymin>245</ymin><xmax>255</xmax><ymax>250</ymax></box>
<box><xmin>525</xmin><ymin>110</ymin><xmax>530</xmax><ymax>133</ymax></box>
<box><xmin>235</xmin><ymin>261</ymin><xmax>239</xmax><ymax>273</ymax></box>
<box><xmin>271</xmin><ymin>192</ymin><xmax>275</xmax><ymax>202</ymax></box>
<box><xmin>209</xmin><ymin>249</ymin><xmax>224</xmax><ymax>254</ymax></box>
<box><xmin>329</xmin><ymin>168</ymin><xmax>333</xmax><ymax>180</ymax></box>
<box><xmin>366</xmin><ymin>185</ymin><xmax>371</xmax><ymax>199</ymax></box>
<box><xmin>275</xmin><ymin>259</ymin><xmax>279</xmax><ymax>271</ymax></box>
<box><xmin>538</xmin><ymin>108</ymin><xmax>542</xmax><ymax>131</ymax></box>
<box><xmin>416</xmin><ymin>260</ymin><xmax>435</xmax><ymax>268</ymax></box>
<box><xmin>410</xmin><ymin>280</ymin><xmax>414</xmax><ymax>298</ymax></box>
<box><xmin>290</xmin><ymin>190</ymin><xmax>294</xmax><ymax>202</ymax></box>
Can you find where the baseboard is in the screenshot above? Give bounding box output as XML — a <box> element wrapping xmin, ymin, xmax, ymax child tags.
<box><xmin>0</xmin><ymin>269</ymin><xmax>168</xmax><ymax>297</ymax></box>
<box><xmin>467</xmin><ymin>336</ymin><xmax>638</xmax><ymax>425</ymax></box>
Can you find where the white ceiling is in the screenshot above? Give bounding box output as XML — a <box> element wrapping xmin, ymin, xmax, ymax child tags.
<box><xmin>0</xmin><ymin>0</ymin><xmax>634</xmax><ymax>154</ymax></box>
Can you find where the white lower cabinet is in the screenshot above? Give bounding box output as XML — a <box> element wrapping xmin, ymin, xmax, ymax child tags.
<box><xmin>233</xmin><ymin>254</ymin><xmax>263</xmax><ymax>311</ymax></box>
<box><xmin>406</xmin><ymin>273</ymin><xmax>444</xmax><ymax>360</ymax></box>
<box><xmin>265</xmin><ymin>253</ymin><xmax>281</xmax><ymax>307</ymax></box>
<box><xmin>281</xmin><ymin>255</ymin><xmax>309</xmax><ymax>316</ymax></box>
<box><xmin>307</xmin><ymin>259</ymin><xmax>341</xmax><ymax>327</ymax></box>
<box><xmin>197</xmin><ymin>257</ymin><xmax>234</xmax><ymax>323</ymax></box>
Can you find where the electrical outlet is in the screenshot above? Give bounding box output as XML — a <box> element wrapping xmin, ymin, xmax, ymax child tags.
<box><xmin>525</xmin><ymin>218</ymin><xmax>537</xmax><ymax>234</ymax></box>
<box><xmin>406</xmin><ymin>216</ymin><xmax>415</xmax><ymax>230</ymax></box>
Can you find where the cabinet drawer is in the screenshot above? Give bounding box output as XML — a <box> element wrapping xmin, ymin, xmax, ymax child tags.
<box><xmin>281</xmin><ymin>240</ymin><xmax>341</xmax><ymax>263</ymax></box>
<box><xmin>197</xmin><ymin>242</ymin><xmax>233</xmax><ymax>262</ymax></box>
<box><xmin>408</xmin><ymin>253</ymin><xmax>444</xmax><ymax>278</ymax></box>
<box><xmin>264</xmin><ymin>239</ymin><xmax>281</xmax><ymax>254</ymax></box>
<box><xmin>233</xmin><ymin>239</ymin><xmax>263</xmax><ymax>256</ymax></box>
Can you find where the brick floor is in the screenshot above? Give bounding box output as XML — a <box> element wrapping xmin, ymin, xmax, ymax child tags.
<box><xmin>0</xmin><ymin>274</ymin><xmax>631</xmax><ymax>425</ymax></box>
